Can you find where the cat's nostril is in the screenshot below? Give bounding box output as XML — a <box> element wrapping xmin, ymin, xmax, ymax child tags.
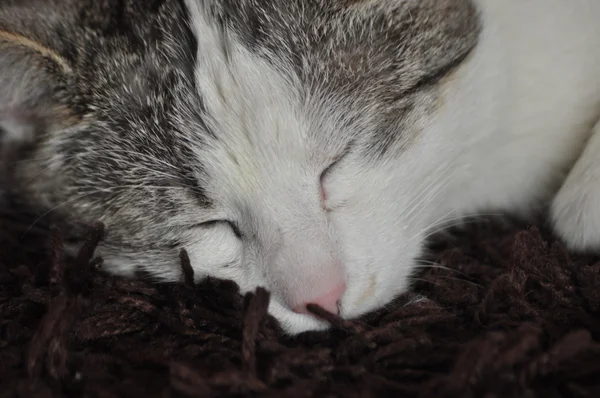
<box><xmin>292</xmin><ymin>283</ymin><xmax>346</xmax><ymax>315</ymax></box>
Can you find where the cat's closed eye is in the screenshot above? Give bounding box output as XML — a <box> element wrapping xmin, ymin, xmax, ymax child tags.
<box><xmin>191</xmin><ymin>220</ymin><xmax>243</xmax><ymax>239</ymax></box>
<box><xmin>319</xmin><ymin>155</ymin><xmax>348</xmax><ymax>209</ymax></box>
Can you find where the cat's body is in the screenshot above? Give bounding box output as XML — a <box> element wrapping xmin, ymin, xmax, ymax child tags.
<box><xmin>2</xmin><ymin>0</ymin><xmax>600</xmax><ymax>334</ymax></box>
<box><xmin>423</xmin><ymin>1</ymin><xmax>600</xmax><ymax>245</ymax></box>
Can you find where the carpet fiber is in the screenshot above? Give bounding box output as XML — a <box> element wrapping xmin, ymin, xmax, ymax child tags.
<box><xmin>1</xmin><ymin>217</ymin><xmax>600</xmax><ymax>398</ymax></box>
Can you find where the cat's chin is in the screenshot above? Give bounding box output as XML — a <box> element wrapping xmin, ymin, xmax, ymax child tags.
<box><xmin>267</xmin><ymin>299</ymin><xmax>334</xmax><ymax>335</ymax></box>
<box><xmin>265</xmin><ymin>288</ymin><xmax>397</xmax><ymax>335</ymax></box>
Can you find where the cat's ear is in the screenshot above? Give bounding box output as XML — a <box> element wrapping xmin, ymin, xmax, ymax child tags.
<box><xmin>0</xmin><ymin>30</ymin><xmax>75</xmax><ymax>158</ymax></box>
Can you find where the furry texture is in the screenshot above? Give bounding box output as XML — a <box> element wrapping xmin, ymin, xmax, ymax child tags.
<box><xmin>2</xmin><ymin>216</ymin><xmax>600</xmax><ymax>397</ymax></box>
<box><xmin>2</xmin><ymin>0</ymin><xmax>600</xmax><ymax>335</ymax></box>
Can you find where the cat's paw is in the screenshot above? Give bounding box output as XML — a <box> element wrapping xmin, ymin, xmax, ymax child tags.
<box><xmin>550</xmin><ymin>118</ymin><xmax>600</xmax><ymax>253</ymax></box>
<box><xmin>550</xmin><ymin>150</ymin><xmax>600</xmax><ymax>252</ymax></box>
<box><xmin>550</xmin><ymin>183</ymin><xmax>600</xmax><ymax>252</ymax></box>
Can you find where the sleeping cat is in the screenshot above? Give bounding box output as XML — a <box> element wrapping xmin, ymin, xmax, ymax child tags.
<box><xmin>2</xmin><ymin>0</ymin><xmax>600</xmax><ymax>334</ymax></box>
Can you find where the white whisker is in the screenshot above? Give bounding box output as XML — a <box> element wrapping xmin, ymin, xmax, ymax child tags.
<box><xmin>19</xmin><ymin>183</ymin><xmax>193</xmax><ymax>238</ymax></box>
<box><xmin>21</xmin><ymin>188</ymin><xmax>113</xmax><ymax>238</ymax></box>
<box><xmin>409</xmin><ymin>275</ymin><xmax>483</xmax><ymax>288</ymax></box>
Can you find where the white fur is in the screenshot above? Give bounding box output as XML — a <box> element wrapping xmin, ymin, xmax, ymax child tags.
<box><xmin>181</xmin><ymin>0</ymin><xmax>600</xmax><ymax>334</ymax></box>
<box><xmin>551</xmin><ymin>118</ymin><xmax>600</xmax><ymax>250</ymax></box>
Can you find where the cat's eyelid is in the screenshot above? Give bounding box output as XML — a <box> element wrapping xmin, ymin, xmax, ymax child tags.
<box><xmin>321</xmin><ymin>156</ymin><xmax>343</xmax><ymax>179</ymax></box>
<box><xmin>321</xmin><ymin>141</ymin><xmax>354</xmax><ymax>178</ymax></box>
<box><xmin>190</xmin><ymin>219</ymin><xmax>242</xmax><ymax>239</ymax></box>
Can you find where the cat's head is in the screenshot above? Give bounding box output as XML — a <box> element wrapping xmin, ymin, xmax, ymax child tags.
<box><xmin>1</xmin><ymin>0</ymin><xmax>479</xmax><ymax>334</ymax></box>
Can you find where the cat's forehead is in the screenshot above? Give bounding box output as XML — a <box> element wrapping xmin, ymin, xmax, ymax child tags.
<box><xmin>186</xmin><ymin>0</ymin><xmax>480</xmax><ymax>159</ymax></box>
<box><xmin>184</xmin><ymin>1</ymin><xmax>352</xmax><ymax>196</ymax></box>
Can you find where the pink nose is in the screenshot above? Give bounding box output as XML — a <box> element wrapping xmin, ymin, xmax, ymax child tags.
<box><xmin>291</xmin><ymin>284</ymin><xmax>346</xmax><ymax>315</ymax></box>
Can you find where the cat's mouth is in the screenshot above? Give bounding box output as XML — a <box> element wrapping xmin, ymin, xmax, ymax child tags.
<box><xmin>53</xmin><ymin>221</ymin><xmax>406</xmax><ymax>335</ymax></box>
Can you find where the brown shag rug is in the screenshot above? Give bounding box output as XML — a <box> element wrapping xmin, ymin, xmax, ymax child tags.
<box><xmin>2</xmin><ymin>216</ymin><xmax>600</xmax><ymax>398</ymax></box>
